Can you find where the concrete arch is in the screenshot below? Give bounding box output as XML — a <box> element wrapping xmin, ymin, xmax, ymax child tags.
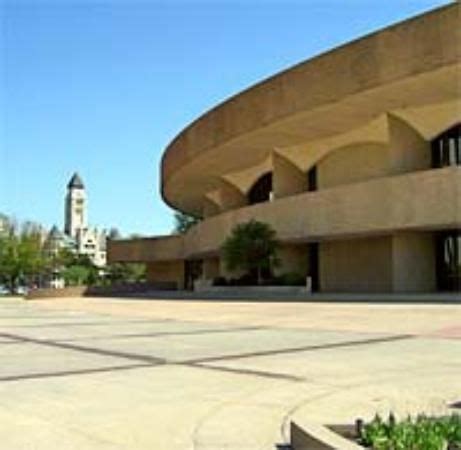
<box><xmin>272</xmin><ymin>151</ymin><xmax>307</xmax><ymax>199</ymax></box>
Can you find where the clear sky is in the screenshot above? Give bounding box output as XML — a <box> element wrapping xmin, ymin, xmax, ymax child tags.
<box><xmin>1</xmin><ymin>0</ymin><xmax>450</xmax><ymax>236</ymax></box>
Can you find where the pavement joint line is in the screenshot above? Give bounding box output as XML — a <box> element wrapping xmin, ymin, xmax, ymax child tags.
<box><xmin>182</xmin><ymin>362</ymin><xmax>305</xmax><ymax>382</ymax></box>
<box><xmin>52</xmin><ymin>325</ymin><xmax>265</xmax><ymax>342</ymax></box>
<box><xmin>181</xmin><ymin>334</ymin><xmax>415</xmax><ymax>364</ymax></box>
<box><xmin>0</xmin><ymin>332</ymin><xmax>167</xmax><ymax>365</ymax></box>
<box><xmin>0</xmin><ymin>318</ymin><xmax>173</xmax><ymax>329</ymax></box>
<box><xmin>0</xmin><ymin>363</ymin><xmax>155</xmax><ymax>383</ymax></box>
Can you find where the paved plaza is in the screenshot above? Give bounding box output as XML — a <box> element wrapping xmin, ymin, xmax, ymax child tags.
<box><xmin>0</xmin><ymin>296</ymin><xmax>460</xmax><ymax>449</ymax></box>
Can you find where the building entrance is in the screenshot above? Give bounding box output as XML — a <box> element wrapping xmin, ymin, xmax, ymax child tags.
<box><xmin>435</xmin><ymin>230</ymin><xmax>461</xmax><ymax>292</ymax></box>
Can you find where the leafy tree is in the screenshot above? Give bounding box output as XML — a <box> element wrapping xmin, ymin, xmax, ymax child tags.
<box><xmin>221</xmin><ymin>220</ymin><xmax>279</xmax><ymax>285</ymax></box>
<box><xmin>60</xmin><ymin>253</ymin><xmax>100</xmax><ymax>286</ymax></box>
<box><xmin>106</xmin><ymin>263</ymin><xmax>146</xmax><ymax>284</ymax></box>
<box><xmin>173</xmin><ymin>211</ymin><xmax>201</xmax><ymax>234</ymax></box>
<box><xmin>61</xmin><ymin>265</ymin><xmax>92</xmax><ymax>286</ymax></box>
<box><xmin>0</xmin><ymin>218</ymin><xmax>49</xmax><ymax>293</ymax></box>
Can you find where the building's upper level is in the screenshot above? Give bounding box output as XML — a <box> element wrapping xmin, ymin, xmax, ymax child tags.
<box><xmin>161</xmin><ymin>3</ymin><xmax>460</xmax><ymax>217</ymax></box>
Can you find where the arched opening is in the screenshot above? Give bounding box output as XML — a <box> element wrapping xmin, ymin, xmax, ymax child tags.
<box><xmin>431</xmin><ymin>124</ymin><xmax>460</xmax><ymax>167</ymax></box>
<box><xmin>247</xmin><ymin>172</ymin><xmax>273</xmax><ymax>205</ymax></box>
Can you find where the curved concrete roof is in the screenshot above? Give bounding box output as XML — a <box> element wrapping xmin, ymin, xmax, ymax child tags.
<box><xmin>161</xmin><ymin>4</ymin><xmax>460</xmax><ymax>215</ymax></box>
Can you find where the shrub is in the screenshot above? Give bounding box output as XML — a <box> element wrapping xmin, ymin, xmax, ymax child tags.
<box><xmin>358</xmin><ymin>413</ymin><xmax>461</xmax><ymax>450</ymax></box>
<box><xmin>228</xmin><ymin>273</ymin><xmax>256</xmax><ymax>286</ymax></box>
<box><xmin>221</xmin><ymin>220</ymin><xmax>279</xmax><ymax>285</ymax></box>
<box><xmin>278</xmin><ymin>271</ymin><xmax>306</xmax><ymax>286</ymax></box>
<box><xmin>212</xmin><ymin>276</ymin><xmax>227</xmax><ymax>286</ymax></box>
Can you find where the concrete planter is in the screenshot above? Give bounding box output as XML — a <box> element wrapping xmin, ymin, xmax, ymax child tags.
<box><xmin>194</xmin><ymin>285</ymin><xmax>308</xmax><ymax>295</ymax></box>
<box><xmin>25</xmin><ymin>282</ymin><xmax>177</xmax><ymax>300</ymax></box>
<box><xmin>287</xmin><ymin>422</ymin><xmax>363</xmax><ymax>450</ymax></box>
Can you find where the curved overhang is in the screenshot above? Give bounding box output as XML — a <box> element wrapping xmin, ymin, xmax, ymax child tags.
<box><xmin>161</xmin><ymin>4</ymin><xmax>460</xmax><ymax>215</ymax></box>
<box><xmin>109</xmin><ymin>167</ymin><xmax>461</xmax><ymax>263</ymax></box>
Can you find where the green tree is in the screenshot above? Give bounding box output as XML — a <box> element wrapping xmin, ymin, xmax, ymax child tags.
<box><xmin>173</xmin><ymin>211</ymin><xmax>201</xmax><ymax>234</ymax></box>
<box><xmin>0</xmin><ymin>218</ymin><xmax>49</xmax><ymax>293</ymax></box>
<box><xmin>106</xmin><ymin>263</ymin><xmax>146</xmax><ymax>284</ymax></box>
<box><xmin>60</xmin><ymin>253</ymin><xmax>100</xmax><ymax>286</ymax></box>
<box><xmin>61</xmin><ymin>265</ymin><xmax>92</xmax><ymax>286</ymax></box>
<box><xmin>221</xmin><ymin>220</ymin><xmax>279</xmax><ymax>285</ymax></box>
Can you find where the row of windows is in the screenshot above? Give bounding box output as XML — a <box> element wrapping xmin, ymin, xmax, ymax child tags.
<box><xmin>245</xmin><ymin>124</ymin><xmax>460</xmax><ymax>206</ymax></box>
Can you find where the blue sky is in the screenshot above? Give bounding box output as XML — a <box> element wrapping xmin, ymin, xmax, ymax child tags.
<box><xmin>1</xmin><ymin>0</ymin><xmax>450</xmax><ymax>236</ymax></box>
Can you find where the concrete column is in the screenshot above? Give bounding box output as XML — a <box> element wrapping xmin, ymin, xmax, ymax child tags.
<box><xmin>392</xmin><ymin>232</ymin><xmax>436</xmax><ymax>292</ymax></box>
<box><xmin>319</xmin><ymin>236</ymin><xmax>393</xmax><ymax>293</ymax></box>
<box><xmin>272</xmin><ymin>152</ymin><xmax>307</xmax><ymax>199</ymax></box>
<box><xmin>387</xmin><ymin>114</ymin><xmax>431</xmax><ymax>174</ymax></box>
<box><xmin>273</xmin><ymin>244</ymin><xmax>308</xmax><ymax>277</ymax></box>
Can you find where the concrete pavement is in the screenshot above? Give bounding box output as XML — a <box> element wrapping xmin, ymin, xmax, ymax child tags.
<box><xmin>0</xmin><ymin>296</ymin><xmax>460</xmax><ymax>449</ymax></box>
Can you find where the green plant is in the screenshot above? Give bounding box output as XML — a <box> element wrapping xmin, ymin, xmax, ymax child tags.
<box><xmin>0</xmin><ymin>217</ymin><xmax>50</xmax><ymax>293</ymax></box>
<box><xmin>359</xmin><ymin>413</ymin><xmax>461</xmax><ymax>450</ymax></box>
<box><xmin>212</xmin><ymin>276</ymin><xmax>227</xmax><ymax>286</ymax></box>
<box><xmin>221</xmin><ymin>220</ymin><xmax>279</xmax><ymax>285</ymax></box>
<box><xmin>106</xmin><ymin>262</ymin><xmax>146</xmax><ymax>285</ymax></box>
<box><xmin>277</xmin><ymin>271</ymin><xmax>306</xmax><ymax>286</ymax></box>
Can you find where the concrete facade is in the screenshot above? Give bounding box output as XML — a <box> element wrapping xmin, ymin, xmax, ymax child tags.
<box><xmin>108</xmin><ymin>4</ymin><xmax>460</xmax><ymax>293</ymax></box>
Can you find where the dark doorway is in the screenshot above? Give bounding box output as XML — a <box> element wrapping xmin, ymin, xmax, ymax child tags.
<box><xmin>308</xmin><ymin>243</ymin><xmax>320</xmax><ymax>292</ymax></box>
<box><xmin>184</xmin><ymin>259</ymin><xmax>203</xmax><ymax>291</ymax></box>
<box><xmin>435</xmin><ymin>230</ymin><xmax>461</xmax><ymax>292</ymax></box>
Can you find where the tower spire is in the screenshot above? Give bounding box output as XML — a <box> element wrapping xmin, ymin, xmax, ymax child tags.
<box><xmin>67</xmin><ymin>172</ymin><xmax>84</xmax><ymax>190</ymax></box>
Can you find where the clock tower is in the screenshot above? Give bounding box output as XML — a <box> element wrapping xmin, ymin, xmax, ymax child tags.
<box><xmin>64</xmin><ymin>172</ymin><xmax>87</xmax><ymax>238</ymax></box>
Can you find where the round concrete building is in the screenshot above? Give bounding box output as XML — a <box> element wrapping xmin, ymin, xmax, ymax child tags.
<box><xmin>109</xmin><ymin>3</ymin><xmax>461</xmax><ymax>294</ymax></box>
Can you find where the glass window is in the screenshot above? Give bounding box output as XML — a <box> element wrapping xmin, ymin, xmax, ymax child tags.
<box><xmin>435</xmin><ymin>230</ymin><xmax>461</xmax><ymax>292</ymax></box>
<box><xmin>247</xmin><ymin>172</ymin><xmax>273</xmax><ymax>205</ymax></box>
<box><xmin>431</xmin><ymin>124</ymin><xmax>461</xmax><ymax>168</ymax></box>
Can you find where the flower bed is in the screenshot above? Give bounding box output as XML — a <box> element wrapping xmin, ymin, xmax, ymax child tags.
<box><xmin>349</xmin><ymin>413</ymin><xmax>461</xmax><ymax>450</ymax></box>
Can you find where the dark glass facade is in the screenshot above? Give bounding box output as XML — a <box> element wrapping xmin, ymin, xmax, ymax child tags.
<box><xmin>435</xmin><ymin>231</ymin><xmax>461</xmax><ymax>292</ymax></box>
<box><xmin>248</xmin><ymin>172</ymin><xmax>273</xmax><ymax>205</ymax></box>
<box><xmin>431</xmin><ymin>124</ymin><xmax>461</xmax><ymax>168</ymax></box>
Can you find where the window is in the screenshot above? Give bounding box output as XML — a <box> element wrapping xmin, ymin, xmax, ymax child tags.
<box><xmin>307</xmin><ymin>166</ymin><xmax>317</xmax><ymax>192</ymax></box>
<box><xmin>247</xmin><ymin>172</ymin><xmax>273</xmax><ymax>205</ymax></box>
<box><xmin>431</xmin><ymin>124</ymin><xmax>461</xmax><ymax>168</ymax></box>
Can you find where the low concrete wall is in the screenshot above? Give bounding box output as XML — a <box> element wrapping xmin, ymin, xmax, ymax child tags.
<box><xmin>26</xmin><ymin>283</ymin><xmax>177</xmax><ymax>300</ymax></box>
<box><xmin>290</xmin><ymin>422</ymin><xmax>362</xmax><ymax>450</ymax></box>
<box><xmin>194</xmin><ymin>285</ymin><xmax>309</xmax><ymax>294</ymax></box>
<box><xmin>26</xmin><ymin>286</ymin><xmax>87</xmax><ymax>300</ymax></box>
